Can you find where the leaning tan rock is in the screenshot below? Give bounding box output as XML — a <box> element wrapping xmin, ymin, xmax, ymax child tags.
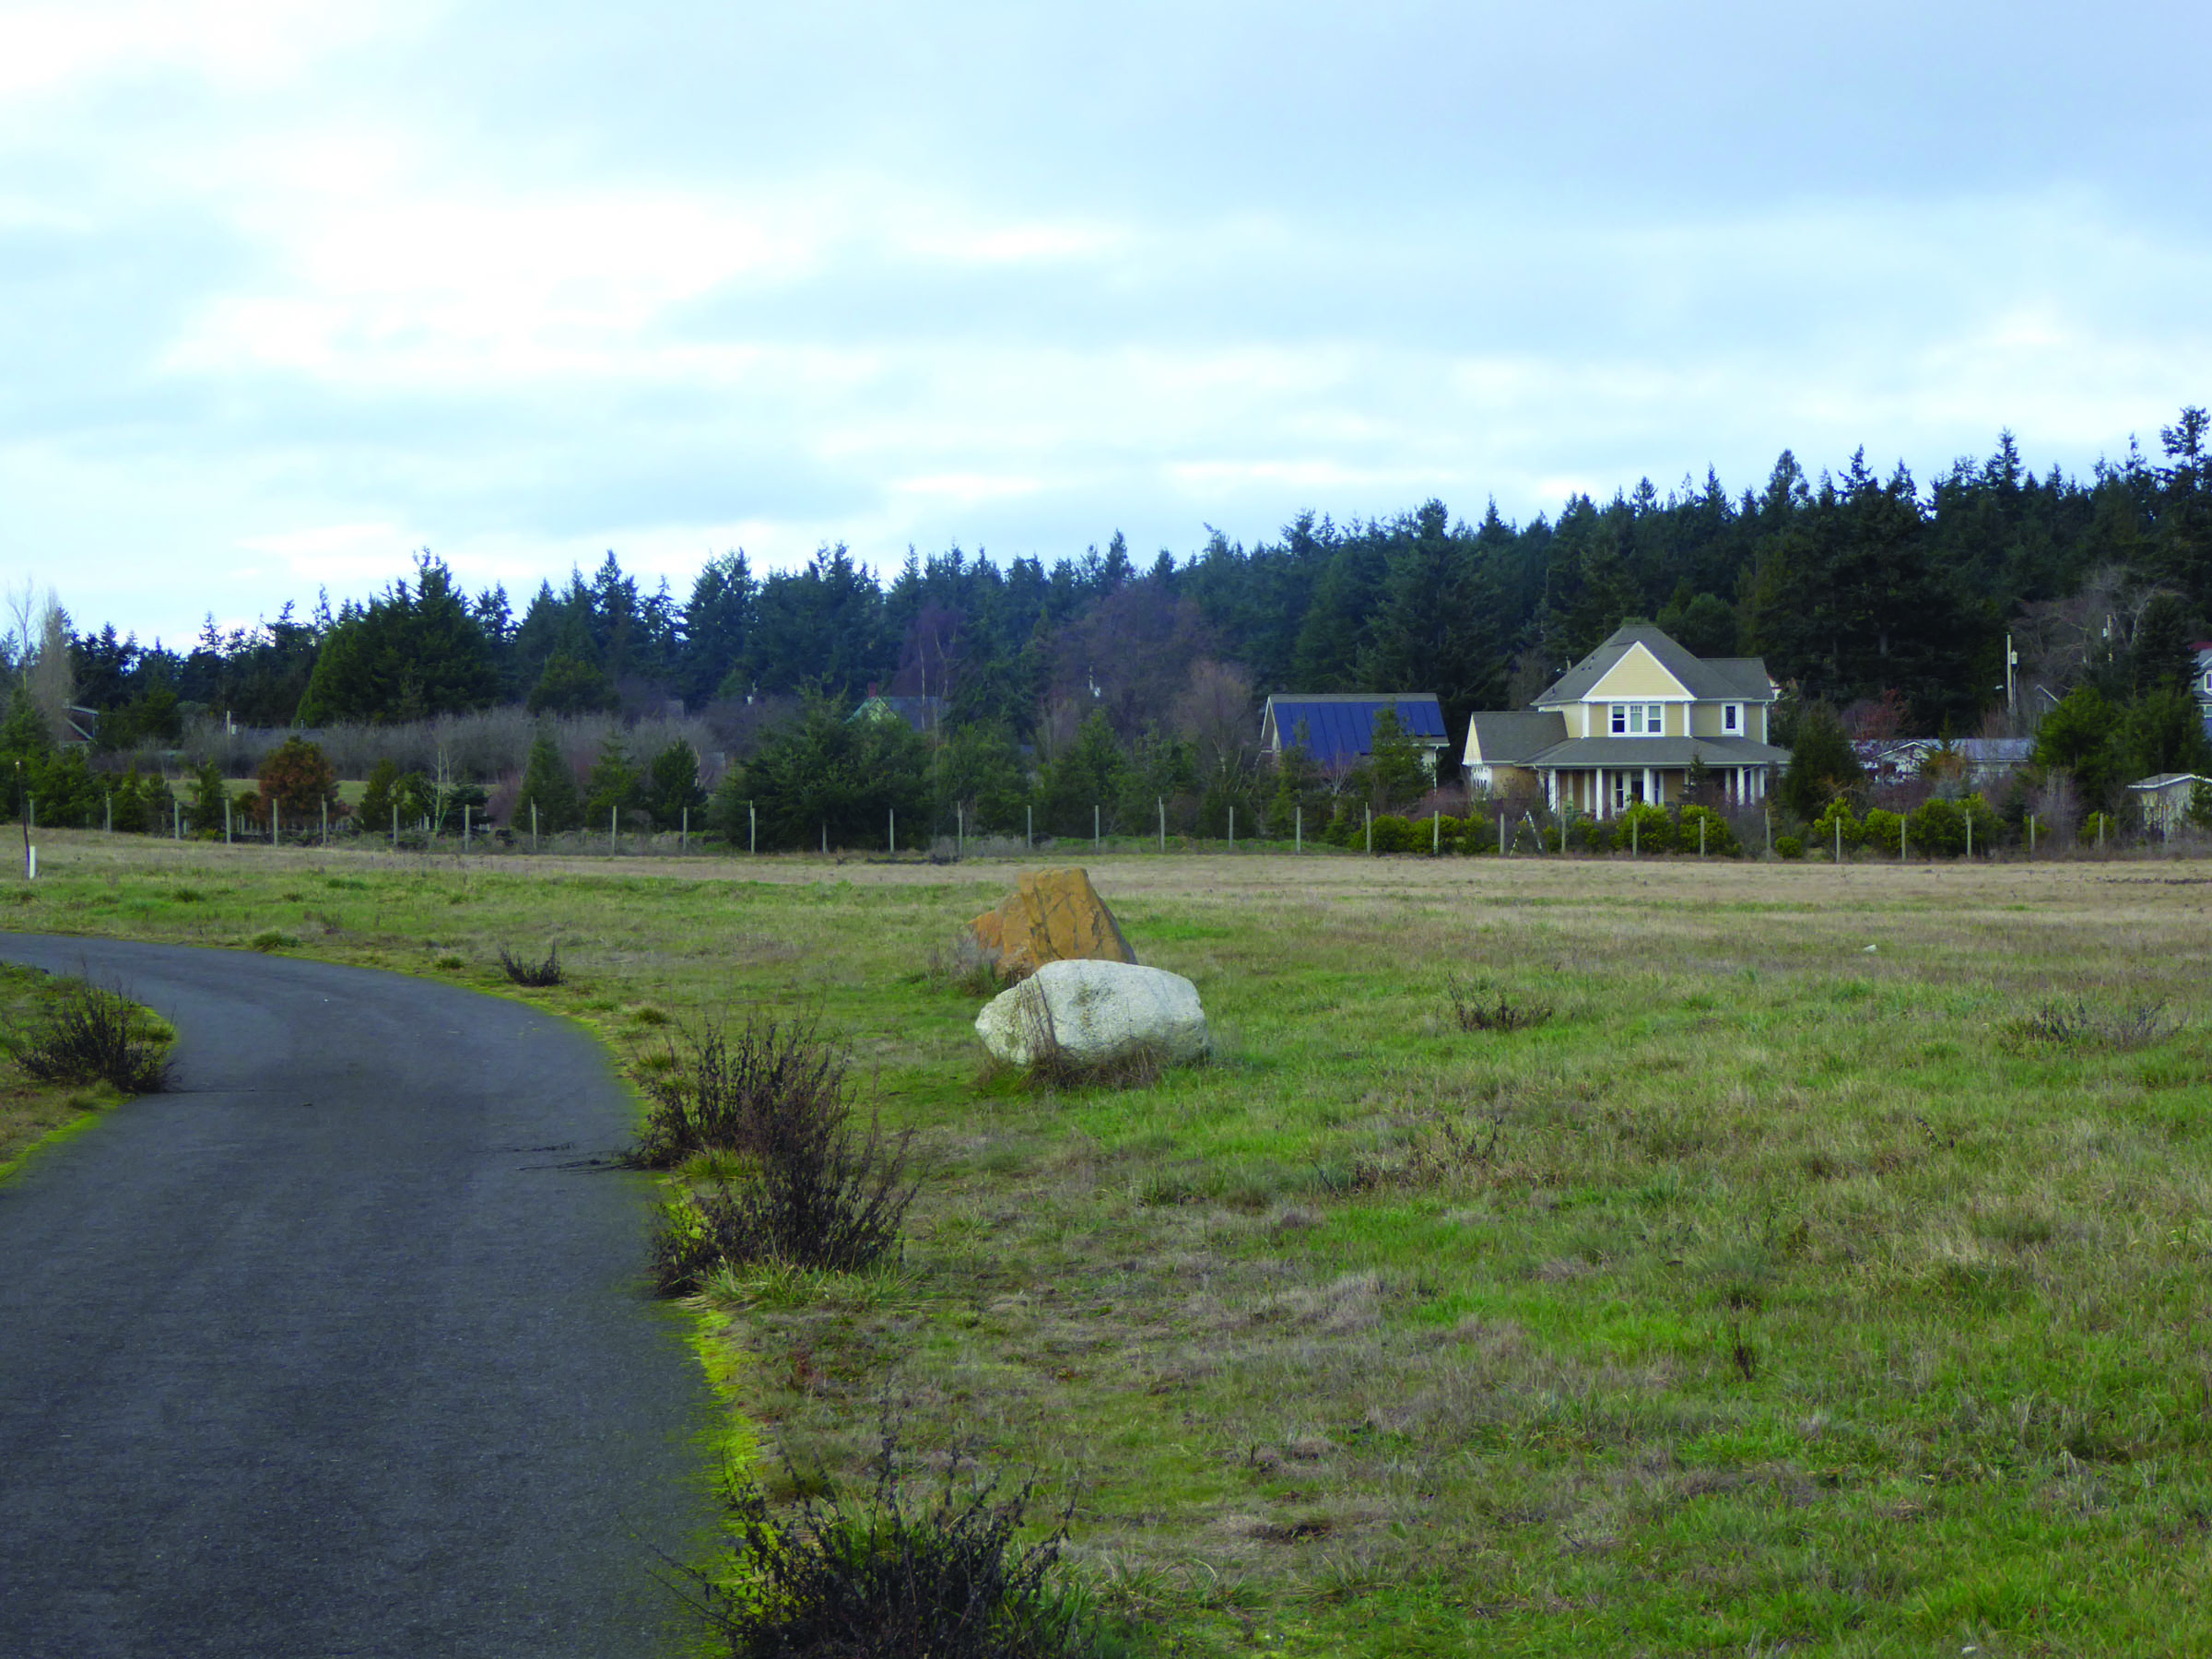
<box><xmin>975</xmin><ymin>959</ymin><xmax>1208</xmax><ymax>1071</ymax></box>
<box><xmin>968</xmin><ymin>867</ymin><xmax>1137</xmax><ymax>979</ymax></box>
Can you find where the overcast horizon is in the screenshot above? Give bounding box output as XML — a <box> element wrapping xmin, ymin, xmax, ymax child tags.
<box><xmin>4</xmin><ymin>0</ymin><xmax>2207</xmax><ymax>646</ymax></box>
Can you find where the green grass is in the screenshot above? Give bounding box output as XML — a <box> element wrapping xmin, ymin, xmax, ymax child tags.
<box><xmin>10</xmin><ymin>831</ymin><xmax>2212</xmax><ymax>1653</ymax></box>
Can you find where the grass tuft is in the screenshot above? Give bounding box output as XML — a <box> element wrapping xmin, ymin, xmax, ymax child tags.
<box><xmin>1445</xmin><ymin>972</ymin><xmax>1553</xmax><ymax>1033</ymax></box>
<box><xmin>2013</xmin><ymin>997</ymin><xmax>2180</xmax><ymax>1050</ymax></box>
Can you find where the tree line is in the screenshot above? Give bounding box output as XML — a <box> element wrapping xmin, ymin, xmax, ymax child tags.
<box><xmin>6</xmin><ymin>406</ymin><xmax>2209</xmax><ymax>842</ymax></box>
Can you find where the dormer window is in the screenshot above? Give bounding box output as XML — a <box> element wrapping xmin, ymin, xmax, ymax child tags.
<box><xmin>1609</xmin><ymin>702</ymin><xmax>1664</xmax><ymax>735</ymax></box>
<box><xmin>1723</xmin><ymin>703</ymin><xmax>1741</xmax><ymax>734</ymax></box>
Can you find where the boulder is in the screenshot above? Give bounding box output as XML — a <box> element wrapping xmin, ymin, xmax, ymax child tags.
<box><xmin>975</xmin><ymin>959</ymin><xmax>1208</xmax><ymax>1071</ymax></box>
<box><xmin>968</xmin><ymin>867</ymin><xmax>1136</xmax><ymax>979</ymax></box>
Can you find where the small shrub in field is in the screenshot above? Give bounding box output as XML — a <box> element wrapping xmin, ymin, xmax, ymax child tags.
<box><xmin>1677</xmin><ymin>805</ymin><xmax>1741</xmax><ymax>856</ymax></box>
<box><xmin>674</xmin><ymin>1425</ymin><xmax>1095</xmax><ymax>1659</ymax></box>
<box><xmin>4</xmin><ymin>974</ymin><xmax>171</xmax><ymax>1093</ymax></box>
<box><xmin>1907</xmin><ymin>797</ymin><xmax>1966</xmax><ymax>857</ymax></box>
<box><xmin>2080</xmin><ymin>811</ymin><xmax>2117</xmax><ymax>845</ymax></box>
<box><xmin>1445</xmin><ymin>973</ymin><xmax>1552</xmax><ymax>1033</ymax></box>
<box><xmin>1774</xmin><ymin>834</ymin><xmax>1805</xmax><ymax>859</ymax></box>
<box><xmin>647</xmin><ymin>1102</ymin><xmax>918</xmax><ymax>1292</ymax></box>
<box><xmin>1811</xmin><ymin>802</ymin><xmax>1862</xmax><ymax>853</ymax></box>
<box><xmin>499</xmin><ymin>944</ymin><xmax>564</xmax><ymax>986</ymax></box>
<box><xmin>2014</xmin><ymin>999</ymin><xmax>2179</xmax><ymax>1051</ymax></box>
<box><xmin>628</xmin><ymin>1010</ymin><xmax>853</xmax><ymax>1170</ymax></box>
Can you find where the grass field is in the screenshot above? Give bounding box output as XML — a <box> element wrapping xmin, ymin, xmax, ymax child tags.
<box><xmin>6</xmin><ymin>832</ymin><xmax>2212</xmax><ymax>1656</ymax></box>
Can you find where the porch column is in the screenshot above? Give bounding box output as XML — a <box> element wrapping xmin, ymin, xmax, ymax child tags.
<box><xmin>1595</xmin><ymin>767</ymin><xmax>1606</xmax><ymax>818</ymax></box>
<box><xmin>1642</xmin><ymin>766</ymin><xmax>1653</xmax><ymax>805</ymax></box>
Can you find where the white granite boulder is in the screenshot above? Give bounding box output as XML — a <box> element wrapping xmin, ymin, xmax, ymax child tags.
<box><xmin>975</xmin><ymin>959</ymin><xmax>1208</xmax><ymax>1071</ymax></box>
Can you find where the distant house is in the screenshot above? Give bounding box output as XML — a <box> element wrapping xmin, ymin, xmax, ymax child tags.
<box><xmin>1953</xmin><ymin>737</ymin><xmax>2034</xmax><ymax>787</ymax></box>
<box><xmin>1259</xmin><ymin>693</ymin><xmax>1450</xmax><ymax>775</ymax></box>
<box><xmin>2129</xmin><ymin>772</ymin><xmax>2209</xmax><ymax>833</ymax></box>
<box><xmin>2194</xmin><ymin>642</ymin><xmax>2212</xmax><ymax>738</ymax></box>
<box><xmin>849</xmin><ymin>694</ymin><xmax>945</xmax><ymax>735</ymax></box>
<box><xmin>1463</xmin><ymin>622</ymin><xmax>1784</xmax><ymax>814</ymax></box>
<box><xmin>1859</xmin><ymin>736</ymin><xmax>2033</xmax><ymax>790</ymax></box>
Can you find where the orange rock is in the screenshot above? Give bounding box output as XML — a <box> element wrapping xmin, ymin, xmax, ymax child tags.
<box><xmin>969</xmin><ymin>868</ymin><xmax>1137</xmax><ymax>978</ymax></box>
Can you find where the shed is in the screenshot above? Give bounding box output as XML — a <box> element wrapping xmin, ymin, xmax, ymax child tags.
<box><xmin>2127</xmin><ymin>772</ymin><xmax>2209</xmax><ymax>833</ymax></box>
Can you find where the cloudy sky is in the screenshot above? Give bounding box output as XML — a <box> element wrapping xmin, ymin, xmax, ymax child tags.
<box><xmin>4</xmin><ymin>1</ymin><xmax>2207</xmax><ymax>644</ymax></box>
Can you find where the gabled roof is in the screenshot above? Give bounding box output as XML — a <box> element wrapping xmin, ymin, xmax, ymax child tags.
<box><xmin>1261</xmin><ymin>693</ymin><xmax>1447</xmax><ymax>768</ymax></box>
<box><xmin>850</xmin><ymin>694</ymin><xmax>944</xmax><ymax>733</ymax></box>
<box><xmin>1535</xmin><ymin>623</ymin><xmax>1773</xmax><ymax>706</ymax></box>
<box><xmin>1465</xmin><ymin>712</ymin><xmax>1568</xmax><ymax>768</ymax></box>
<box><xmin>2129</xmin><ymin>773</ymin><xmax>2210</xmax><ymax>792</ymax></box>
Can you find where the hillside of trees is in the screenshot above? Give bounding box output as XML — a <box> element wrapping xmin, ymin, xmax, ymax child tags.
<box><xmin>6</xmin><ymin>407</ymin><xmax>2209</xmax><ymax>844</ymax></box>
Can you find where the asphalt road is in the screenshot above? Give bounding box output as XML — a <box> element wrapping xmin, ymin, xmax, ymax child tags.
<box><xmin>0</xmin><ymin>936</ymin><xmax>715</xmax><ymax>1659</ymax></box>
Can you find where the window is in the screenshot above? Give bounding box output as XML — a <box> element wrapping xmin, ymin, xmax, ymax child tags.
<box><xmin>1610</xmin><ymin>702</ymin><xmax>1665</xmax><ymax>735</ymax></box>
<box><xmin>1723</xmin><ymin>703</ymin><xmax>1740</xmax><ymax>734</ymax></box>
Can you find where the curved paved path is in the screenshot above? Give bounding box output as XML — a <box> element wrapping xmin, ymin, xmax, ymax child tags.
<box><xmin>0</xmin><ymin>936</ymin><xmax>713</xmax><ymax>1659</ymax></box>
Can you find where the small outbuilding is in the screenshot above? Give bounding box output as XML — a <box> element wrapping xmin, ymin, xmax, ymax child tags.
<box><xmin>2127</xmin><ymin>772</ymin><xmax>2210</xmax><ymax>834</ymax></box>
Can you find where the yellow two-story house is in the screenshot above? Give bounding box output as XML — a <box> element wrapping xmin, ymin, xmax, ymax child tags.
<box><xmin>1463</xmin><ymin>622</ymin><xmax>1786</xmax><ymax>815</ymax></box>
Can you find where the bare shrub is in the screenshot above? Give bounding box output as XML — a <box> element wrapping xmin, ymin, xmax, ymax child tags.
<box><xmin>1445</xmin><ymin>974</ymin><xmax>1553</xmax><ymax>1034</ymax></box>
<box><xmin>627</xmin><ymin>1010</ymin><xmax>852</xmax><ymax>1170</ymax></box>
<box><xmin>498</xmin><ymin>945</ymin><xmax>564</xmax><ymax>987</ymax></box>
<box><xmin>670</xmin><ymin>1422</ymin><xmax>1096</xmax><ymax>1659</ymax></box>
<box><xmin>3</xmin><ymin>972</ymin><xmax>171</xmax><ymax>1093</ymax></box>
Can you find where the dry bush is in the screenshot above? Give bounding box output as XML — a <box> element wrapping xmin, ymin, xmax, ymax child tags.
<box><xmin>628</xmin><ymin>1009</ymin><xmax>853</xmax><ymax>1169</ymax></box>
<box><xmin>498</xmin><ymin>944</ymin><xmax>564</xmax><ymax>987</ymax></box>
<box><xmin>1444</xmin><ymin>973</ymin><xmax>1552</xmax><ymax>1034</ymax></box>
<box><xmin>671</xmin><ymin>1421</ymin><xmax>1098</xmax><ymax>1659</ymax></box>
<box><xmin>2</xmin><ymin>972</ymin><xmax>171</xmax><ymax>1094</ymax></box>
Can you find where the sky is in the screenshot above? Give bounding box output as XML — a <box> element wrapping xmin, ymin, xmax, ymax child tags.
<box><xmin>2</xmin><ymin>0</ymin><xmax>2208</xmax><ymax>646</ymax></box>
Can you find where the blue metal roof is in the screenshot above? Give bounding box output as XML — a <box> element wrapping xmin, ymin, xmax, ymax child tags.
<box><xmin>1265</xmin><ymin>695</ymin><xmax>1447</xmax><ymax>768</ymax></box>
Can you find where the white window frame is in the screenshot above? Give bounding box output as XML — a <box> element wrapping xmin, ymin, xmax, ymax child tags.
<box><xmin>1723</xmin><ymin>702</ymin><xmax>1740</xmax><ymax>734</ymax></box>
<box><xmin>1608</xmin><ymin>700</ymin><xmax>1675</xmax><ymax>736</ymax></box>
<box><xmin>1610</xmin><ymin>702</ymin><xmax>1629</xmax><ymax>735</ymax></box>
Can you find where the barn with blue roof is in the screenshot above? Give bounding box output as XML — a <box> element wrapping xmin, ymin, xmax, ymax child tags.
<box><xmin>1258</xmin><ymin>692</ymin><xmax>1450</xmax><ymax>774</ymax></box>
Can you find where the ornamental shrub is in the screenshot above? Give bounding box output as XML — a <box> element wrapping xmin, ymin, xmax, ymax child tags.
<box><xmin>1907</xmin><ymin>797</ymin><xmax>1966</xmax><ymax>857</ymax></box>
<box><xmin>1811</xmin><ymin>801</ymin><xmax>1862</xmax><ymax>853</ymax></box>
<box><xmin>1369</xmin><ymin>813</ymin><xmax>1418</xmax><ymax>854</ymax></box>
<box><xmin>1677</xmin><ymin>805</ymin><xmax>1742</xmax><ymax>857</ymax></box>
<box><xmin>1774</xmin><ymin>834</ymin><xmax>1805</xmax><ymax>859</ymax></box>
<box><xmin>1863</xmin><ymin>807</ymin><xmax>1905</xmax><ymax>857</ymax></box>
<box><xmin>1616</xmin><ymin>801</ymin><xmax>1674</xmax><ymax>853</ymax></box>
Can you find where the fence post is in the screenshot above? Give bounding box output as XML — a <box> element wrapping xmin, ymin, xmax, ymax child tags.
<box><xmin>1229</xmin><ymin>805</ymin><xmax>1235</xmax><ymax>851</ymax></box>
<box><xmin>956</xmin><ymin>804</ymin><xmax>963</xmax><ymax>860</ymax></box>
<box><xmin>105</xmin><ymin>791</ymin><xmax>112</xmax><ymax>833</ymax></box>
<box><xmin>1499</xmin><ymin>810</ymin><xmax>1506</xmax><ymax>856</ymax></box>
<box><xmin>273</xmin><ymin>807</ymin><xmax>279</xmax><ymax>849</ymax></box>
<box><xmin>531</xmin><ymin>800</ymin><xmax>539</xmax><ymax>853</ymax></box>
<box><xmin>821</xmin><ymin>821</ymin><xmax>828</xmax><ymax>855</ymax></box>
<box><xmin>2099</xmin><ymin>814</ymin><xmax>2105</xmax><ymax>853</ymax></box>
<box><xmin>889</xmin><ymin>808</ymin><xmax>896</xmax><ymax>855</ymax></box>
<box><xmin>611</xmin><ymin>804</ymin><xmax>618</xmax><ymax>853</ymax></box>
<box><xmin>748</xmin><ymin>802</ymin><xmax>756</xmax><ymax>854</ymax></box>
<box><xmin>1900</xmin><ymin>816</ymin><xmax>1907</xmax><ymax>862</ymax></box>
<box><xmin>1631</xmin><ymin>816</ymin><xmax>1638</xmax><ymax>858</ymax></box>
<box><xmin>1700</xmin><ymin>816</ymin><xmax>1706</xmax><ymax>857</ymax></box>
<box><xmin>1965</xmin><ymin>814</ymin><xmax>1971</xmax><ymax>860</ymax></box>
<box><xmin>1158</xmin><ymin>796</ymin><xmax>1164</xmax><ymax>853</ymax></box>
<box><xmin>392</xmin><ymin>803</ymin><xmax>398</xmax><ymax>850</ymax></box>
<box><xmin>1295</xmin><ymin>804</ymin><xmax>1302</xmax><ymax>853</ymax></box>
<box><xmin>224</xmin><ymin>797</ymin><xmax>231</xmax><ymax>845</ymax></box>
<box><xmin>681</xmin><ymin>806</ymin><xmax>688</xmax><ymax>853</ymax></box>
<box><xmin>1093</xmin><ymin>804</ymin><xmax>1100</xmax><ymax>852</ymax></box>
<box><xmin>1365</xmin><ymin>805</ymin><xmax>1372</xmax><ymax>854</ymax></box>
<box><xmin>321</xmin><ymin>796</ymin><xmax>328</xmax><ymax>848</ymax></box>
<box><xmin>1835</xmin><ymin>818</ymin><xmax>1841</xmax><ymax>865</ymax></box>
<box><xmin>173</xmin><ymin>798</ymin><xmax>181</xmax><ymax>841</ymax></box>
<box><xmin>1026</xmin><ymin>805</ymin><xmax>1032</xmax><ymax>850</ymax></box>
<box><xmin>463</xmin><ymin>805</ymin><xmax>470</xmax><ymax>849</ymax></box>
<box><xmin>2029</xmin><ymin>814</ymin><xmax>2036</xmax><ymax>856</ymax></box>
